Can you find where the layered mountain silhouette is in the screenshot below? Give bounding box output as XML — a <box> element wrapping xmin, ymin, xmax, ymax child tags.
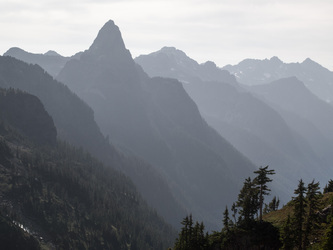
<box><xmin>4</xmin><ymin>47</ymin><xmax>73</xmax><ymax>77</ymax></box>
<box><xmin>0</xmin><ymin>89</ymin><xmax>176</xmax><ymax>249</ymax></box>
<box><xmin>135</xmin><ymin>47</ymin><xmax>332</xmax><ymax>199</ymax></box>
<box><xmin>250</xmin><ymin>77</ymin><xmax>333</xmax><ymax>168</ymax></box>
<box><xmin>135</xmin><ymin>46</ymin><xmax>237</xmax><ymax>84</ymax></box>
<box><xmin>6</xmin><ymin>20</ymin><xmax>331</xmax><ymax>230</ymax></box>
<box><xmin>0</xmin><ymin>55</ymin><xmax>185</xmax><ymax>228</ymax></box>
<box><xmin>0</xmin><ymin>55</ymin><xmax>108</xmax><ymax>159</ymax></box>
<box><xmin>223</xmin><ymin>57</ymin><xmax>333</xmax><ymax>103</ymax></box>
<box><xmin>57</xmin><ymin>20</ymin><xmax>256</xmax><ymax>229</ymax></box>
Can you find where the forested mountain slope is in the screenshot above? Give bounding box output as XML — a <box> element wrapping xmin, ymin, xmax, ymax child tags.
<box><xmin>0</xmin><ymin>55</ymin><xmax>186</xmax><ymax>229</ymax></box>
<box><xmin>0</xmin><ymin>89</ymin><xmax>176</xmax><ymax>249</ymax></box>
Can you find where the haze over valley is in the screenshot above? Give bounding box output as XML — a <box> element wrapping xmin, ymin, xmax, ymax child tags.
<box><xmin>1</xmin><ymin>2</ymin><xmax>333</xmax><ymax>248</ymax></box>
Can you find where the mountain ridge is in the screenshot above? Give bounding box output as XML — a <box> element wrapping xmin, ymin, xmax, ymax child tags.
<box><xmin>0</xmin><ymin>90</ymin><xmax>176</xmax><ymax>248</ymax></box>
<box><xmin>135</xmin><ymin>47</ymin><xmax>333</xmax><ymax>201</ymax></box>
<box><xmin>223</xmin><ymin>56</ymin><xmax>333</xmax><ymax>103</ymax></box>
<box><xmin>0</xmin><ymin>54</ymin><xmax>187</xmax><ymax>229</ymax></box>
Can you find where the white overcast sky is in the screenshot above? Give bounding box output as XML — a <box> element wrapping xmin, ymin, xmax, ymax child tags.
<box><xmin>1</xmin><ymin>0</ymin><xmax>333</xmax><ymax>70</ymax></box>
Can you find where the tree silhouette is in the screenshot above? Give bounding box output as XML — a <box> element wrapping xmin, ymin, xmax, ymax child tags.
<box><xmin>237</xmin><ymin>177</ymin><xmax>259</xmax><ymax>226</ymax></box>
<box><xmin>293</xmin><ymin>179</ymin><xmax>307</xmax><ymax>250</ymax></box>
<box><xmin>253</xmin><ymin>165</ymin><xmax>275</xmax><ymax>221</ymax></box>
<box><xmin>303</xmin><ymin>180</ymin><xmax>321</xmax><ymax>248</ymax></box>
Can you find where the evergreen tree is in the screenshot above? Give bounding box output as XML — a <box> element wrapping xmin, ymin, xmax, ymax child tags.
<box><xmin>264</xmin><ymin>196</ymin><xmax>280</xmax><ymax>214</ymax></box>
<box><xmin>192</xmin><ymin>222</ymin><xmax>207</xmax><ymax>250</ymax></box>
<box><xmin>324</xmin><ymin>179</ymin><xmax>333</xmax><ymax>193</ymax></box>
<box><xmin>253</xmin><ymin>165</ymin><xmax>275</xmax><ymax>221</ymax></box>
<box><xmin>174</xmin><ymin>215</ymin><xmax>193</xmax><ymax>250</ymax></box>
<box><xmin>323</xmin><ymin>221</ymin><xmax>333</xmax><ymax>250</ymax></box>
<box><xmin>231</xmin><ymin>202</ymin><xmax>237</xmax><ymax>225</ymax></box>
<box><xmin>237</xmin><ymin>177</ymin><xmax>259</xmax><ymax>226</ymax></box>
<box><xmin>303</xmin><ymin>180</ymin><xmax>321</xmax><ymax>248</ymax></box>
<box><xmin>281</xmin><ymin>215</ymin><xmax>294</xmax><ymax>249</ymax></box>
<box><xmin>293</xmin><ymin>179</ymin><xmax>307</xmax><ymax>250</ymax></box>
<box><xmin>223</xmin><ymin>206</ymin><xmax>230</xmax><ymax>232</ymax></box>
<box><xmin>174</xmin><ymin>215</ymin><xmax>207</xmax><ymax>250</ymax></box>
<box><xmin>270</xmin><ymin>196</ymin><xmax>280</xmax><ymax>211</ymax></box>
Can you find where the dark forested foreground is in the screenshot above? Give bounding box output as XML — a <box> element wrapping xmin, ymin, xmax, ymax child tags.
<box><xmin>0</xmin><ymin>89</ymin><xmax>176</xmax><ymax>249</ymax></box>
<box><xmin>172</xmin><ymin>166</ymin><xmax>333</xmax><ymax>250</ymax></box>
<box><xmin>0</xmin><ymin>129</ymin><xmax>176</xmax><ymax>249</ymax></box>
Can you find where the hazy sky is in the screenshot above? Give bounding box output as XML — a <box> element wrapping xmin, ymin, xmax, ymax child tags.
<box><xmin>1</xmin><ymin>0</ymin><xmax>333</xmax><ymax>70</ymax></box>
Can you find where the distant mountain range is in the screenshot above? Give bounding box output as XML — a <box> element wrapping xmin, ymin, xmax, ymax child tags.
<box><xmin>4</xmin><ymin>47</ymin><xmax>75</xmax><ymax>77</ymax></box>
<box><xmin>223</xmin><ymin>56</ymin><xmax>333</xmax><ymax>104</ymax></box>
<box><xmin>135</xmin><ymin>46</ymin><xmax>237</xmax><ymax>84</ymax></box>
<box><xmin>135</xmin><ymin>47</ymin><xmax>333</xmax><ymax>200</ymax></box>
<box><xmin>249</xmin><ymin>76</ymin><xmax>333</xmax><ymax>170</ymax></box>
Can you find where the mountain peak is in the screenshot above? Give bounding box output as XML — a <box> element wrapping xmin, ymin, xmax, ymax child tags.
<box><xmin>160</xmin><ymin>46</ymin><xmax>177</xmax><ymax>52</ymax></box>
<box><xmin>302</xmin><ymin>57</ymin><xmax>322</xmax><ymax>67</ymax></box>
<box><xmin>303</xmin><ymin>57</ymin><xmax>315</xmax><ymax>64</ymax></box>
<box><xmin>159</xmin><ymin>46</ymin><xmax>188</xmax><ymax>58</ymax></box>
<box><xmin>270</xmin><ymin>56</ymin><xmax>282</xmax><ymax>64</ymax></box>
<box><xmin>4</xmin><ymin>47</ymin><xmax>27</xmax><ymax>57</ymax></box>
<box><xmin>301</xmin><ymin>57</ymin><xmax>328</xmax><ymax>72</ymax></box>
<box><xmin>88</xmin><ymin>20</ymin><xmax>130</xmax><ymax>58</ymax></box>
<box><xmin>202</xmin><ymin>60</ymin><xmax>217</xmax><ymax>68</ymax></box>
<box><xmin>44</xmin><ymin>50</ymin><xmax>61</xmax><ymax>57</ymax></box>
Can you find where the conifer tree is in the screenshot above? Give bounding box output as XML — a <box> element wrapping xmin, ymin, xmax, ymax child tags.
<box><xmin>323</xmin><ymin>221</ymin><xmax>333</xmax><ymax>250</ymax></box>
<box><xmin>281</xmin><ymin>215</ymin><xmax>294</xmax><ymax>249</ymax></box>
<box><xmin>303</xmin><ymin>180</ymin><xmax>321</xmax><ymax>248</ymax></box>
<box><xmin>264</xmin><ymin>196</ymin><xmax>280</xmax><ymax>214</ymax></box>
<box><xmin>223</xmin><ymin>206</ymin><xmax>230</xmax><ymax>232</ymax></box>
<box><xmin>231</xmin><ymin>202</ymin><xmax>237</xmax><ymax>225</ymax></box>
<box><xmin>237</xmin><ymin>177</ymin><xmax>259</xmax><ymax>226</ymax></box>
<box><xmin>293</xmin><ymin>179</ymin><xmax>307</xmax><ymax>250</ymax></box>
<box><xmin>253</xmin><ymin>165</ymin><xmax>275</xmax><ymax>221</ymax></box>
<box><xmin>192</xmin><ymin>222</ymin><xmax>207</xmax><ymax>249</ymax></box>
<box><xmin>324</xmin><ymin>179</ymin><xmax>333</xmax><ymax>193</ymax></box>
<box><xmin>174</xmin><ymin>215</ymin><xmax>192</xmax><ymax>250</ymax></box>
<box><xmin>174</xmin><ymin>215</ymin><xmax>207</xmax><ymax>250</ymax></box>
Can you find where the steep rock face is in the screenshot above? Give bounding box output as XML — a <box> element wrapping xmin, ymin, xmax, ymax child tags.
<box><xmin>58</xmin><ymin>20</ymin><xmax>256</xmax><ymax>229</ymax></box>
<box><xmin>0</xmin><ymin>89</ymin><xmax>57</xmax><ymax>145</ymax></box>
<box><xmin>223</xmin><ymin>57</ymin><xmax>333</xmax><ymax>103</ymax></box>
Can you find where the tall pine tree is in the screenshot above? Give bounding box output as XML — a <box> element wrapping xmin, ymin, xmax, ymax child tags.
<box><xmin>303</xmin><ymin>180</ymin><xmax>321</xmax><ymax>248</ymax></box>
<box><xmin>293</xmin><ymin>179</ymin><xmax>307</xmax><ymax>250</ymax></box>
<box><xmin>223</xmin><ymin>206</ymin><xmax>230</xmax><ymax>232</ymax></box>
<box><xmin>253</xmin><ymin>165</ymin><xmax>275</xmax><ymax>221</ymax></box>
<box><xmin>237</xmin><ymin>177</ymin><xmax>259</xmax><ymax>226</ymax></box>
